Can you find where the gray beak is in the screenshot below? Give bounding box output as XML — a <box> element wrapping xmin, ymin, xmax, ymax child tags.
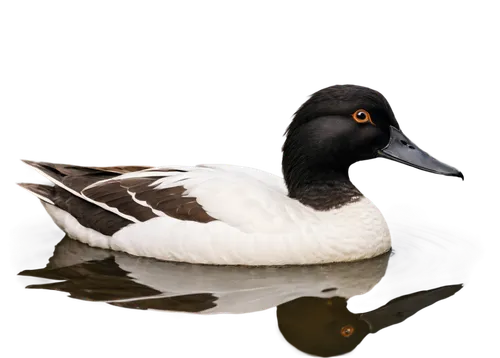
<box><xmin>378</xmin><ymin>126</ymin><xmax>464</xmax><ymax>180</ymax></box>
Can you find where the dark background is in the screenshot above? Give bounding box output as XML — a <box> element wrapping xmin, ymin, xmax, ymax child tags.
<box><xmin>7</xmin><ymin>76</ymin><xmax>484</xmax><ymax>357</ymax></box>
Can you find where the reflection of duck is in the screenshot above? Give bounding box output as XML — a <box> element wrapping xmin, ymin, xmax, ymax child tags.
<box><xmin>19</xmin><ymin>85</ymin><xmax>462</xmax><ymax>265</ymax></box>
<box><xmin>19</xmin><ymin>236</ymin><xmax>390</xmax><ymax>313</ymax></box>
<box><xmin>277</xmin><ymin>285</ymin><xmax>462</xmax><ymax>357</ymax></box>
<box><xmin>14</xmin><ymin>210</ymin><xmax>480</xmax><ymax>357</ymax></box>
<box><xmin>279</xmin><ymin>297</ymin><xmax>371</xmax><ymax>357</ymax></box>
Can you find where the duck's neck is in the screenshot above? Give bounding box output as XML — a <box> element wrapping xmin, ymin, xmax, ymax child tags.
<box><xmin>283</xmin><ymin>165</ymin><xmax>362</xmax><ymax>211</ymax></box>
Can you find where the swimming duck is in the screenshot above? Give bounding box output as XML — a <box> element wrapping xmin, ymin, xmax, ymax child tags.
<box><xmin>19</xmin><ymin>85</ymin><xmax>463</xmax><ymax>265</ymax></box>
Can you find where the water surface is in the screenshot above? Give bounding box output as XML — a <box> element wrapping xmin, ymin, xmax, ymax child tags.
<box><xmin>18</xmin><ymin>224</ymin><xmax>472</xmax><ymax>357</ymax></box>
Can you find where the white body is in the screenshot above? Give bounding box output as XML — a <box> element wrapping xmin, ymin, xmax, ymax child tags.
<box><xmin>38</xmin><ymin>164</ymin><xmax>391</xmax><ymax>265</ymax></box>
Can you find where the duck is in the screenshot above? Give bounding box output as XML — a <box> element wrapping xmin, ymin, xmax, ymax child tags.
<box><xmin>18</xmin><ymin>85</ymin><xmax>463</xmax><ymax>265</ymax></box>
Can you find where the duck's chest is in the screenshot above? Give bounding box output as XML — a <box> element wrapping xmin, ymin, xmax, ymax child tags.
<box><xmin>231</xmin><ymin>197</ymin><xmax>391</xmax><ymax>264</ymax></box>
<box><xmin>283</xmin><ymin>196</ymin><xmax>387</xmax><ymax>233</ymax></box>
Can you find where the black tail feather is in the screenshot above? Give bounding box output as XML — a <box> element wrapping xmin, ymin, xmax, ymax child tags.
<box><xmin>19</xmin><ymin>182</ymin><xmax>133</xmax><ymax>235</ymax></box>
<box><xmin>21</xmin><ymin>159</ymin><xmax>104</xmax><ymax>182</ymax></box>
<box><xmin>21</xmin><ymin>160</ymin><xmax>118</xmax><ymax>192</ymax></box>
<box><xmin>17</xmin><ymin>183</ymin><xmax>54</xmax><ymax>204</ymax></box>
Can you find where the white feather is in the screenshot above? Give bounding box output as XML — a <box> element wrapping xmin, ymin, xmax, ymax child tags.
<box><xmin>127</xmin><ymin>189</ymin><xmax>168</xmax><ymax>217</ymax></box>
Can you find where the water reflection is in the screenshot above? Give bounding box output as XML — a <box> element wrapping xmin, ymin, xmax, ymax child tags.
<box><xmin>19</xmin><ymin>236</ymin><xmax>391</xmax><ymax>313</ymax></box>
<box><xmin>277</xmin><ymin>286</ymin><xmax>461</xmax><ymax>356</ymax></box>
<box><xmin>19</xmin><ymin>236</ymin><xmax>462</xmax><ymax>356</ymax></box>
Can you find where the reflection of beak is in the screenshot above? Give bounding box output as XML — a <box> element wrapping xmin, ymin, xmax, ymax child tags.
<box><xmin>359</xmin><ymin>282</ymin><xmax>467</xmax><ymax>334</ymax></box>
<box><xmin>378</xmin><ymin>126</ymin><xmax>464</xmax><ymax>180</ymax></box>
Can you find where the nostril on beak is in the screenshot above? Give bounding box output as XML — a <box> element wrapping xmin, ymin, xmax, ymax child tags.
<box><xmin>400</xmin><ymin>140</ymin><xmax>415</xmax><ymax>149</ymax></box>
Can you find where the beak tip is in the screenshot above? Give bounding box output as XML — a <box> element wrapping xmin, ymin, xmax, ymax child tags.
<box><xmin>449</xmin><ymin>170</ymin><xmax>464</xmax><ymax>180</ymax></box>
<box><xmin>440</xmin><ymin>166</ymin><xmax>465</xmax><ymax>181</ymax></box>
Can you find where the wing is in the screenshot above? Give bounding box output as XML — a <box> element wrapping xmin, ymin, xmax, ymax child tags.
<box><xmin>82</xmin><ymin>167</ymin><xmax>217</xmax><ymax>223</ymax></box>
<box><xmin>81</xmin><ymin>164</ymin><xmax>291</xmax><ymax>231</ymax></box>
<box><xmin>22</xmin><ymin>160</ymin><xmax>293</xmax><ymax>232</ymax></box>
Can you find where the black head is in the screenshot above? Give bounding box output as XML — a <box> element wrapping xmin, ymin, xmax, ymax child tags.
<box><xmin>284</xmin><ymin>85</ymin><xmax>399</xmax><ymax>169</ymax></box>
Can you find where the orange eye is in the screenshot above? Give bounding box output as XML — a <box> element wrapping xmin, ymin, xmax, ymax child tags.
<box><xmin>340</xmin><ymin>325</ymin><xmax>355</xmax><ymax>338</ymax></box>
<box><xmin>352</xmin><ymin>109</ymin><xmax>374</xmax><ymax>125</ymax></box>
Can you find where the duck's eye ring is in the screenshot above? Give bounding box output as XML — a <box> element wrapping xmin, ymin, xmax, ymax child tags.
<box><xmin>340</xmin><ymin>325</ymin><xmax>355</xmax><ymax>338</ymax></box>
<box><xmin>352</xmin><ymin>109</ymin><xmax>374</xmax><ymax>125</ymax></box>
